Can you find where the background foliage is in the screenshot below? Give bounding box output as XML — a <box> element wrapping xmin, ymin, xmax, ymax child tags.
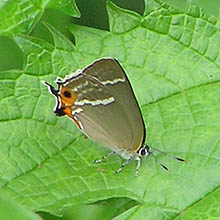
<box><xmin>0</xmin><ymin>0</ymin><xmax>220</xmax><ymax>219</ymax></box>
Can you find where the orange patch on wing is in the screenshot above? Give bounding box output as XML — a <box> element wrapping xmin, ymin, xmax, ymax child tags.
<box><xmin>63</xmin><ymin>106</ymin><xmax>72</xmax><ymax>117</ymax></box>
<box><xmin>62</xmin><ymin>106</ymin><xmax>82</xmax><ymax>129</ymax></box>
<box><xmin>60</xmin><ymin>86</ymin><xmax>77</xmax><ymax>118</ymax></box>
<box><xmin>60</xmin><ymin>87</ymin><xmax>76</xmax><ymax>107</ymax></box>
<box><xmin>59</xmin><ymin>87</ymin><xmax>83</xmax><ymax>130</ymax></box>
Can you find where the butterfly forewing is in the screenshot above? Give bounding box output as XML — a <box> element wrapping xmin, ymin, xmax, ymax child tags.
<box><xmin>65</xmin><ymin>58</ymin><xmax>145</xmax><ymax>154</ymax></box>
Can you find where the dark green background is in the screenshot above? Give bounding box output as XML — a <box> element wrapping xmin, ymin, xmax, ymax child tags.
<box><xmin>0</xmin><ymin>0</ymin><xmax>219</xmax><ymax>73</ymax></box>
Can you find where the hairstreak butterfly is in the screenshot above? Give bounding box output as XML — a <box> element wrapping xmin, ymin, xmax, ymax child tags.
<box><xmin>43</xmin><ymin>58</ymin><xmax>184</xmax><ymax>176</ymax></box>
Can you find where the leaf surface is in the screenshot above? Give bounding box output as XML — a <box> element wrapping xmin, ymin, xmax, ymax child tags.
<box><xmin>0</xmin><ymin>0</ymin><xmax>80</xmax><ymax>37</ymax></box>
<box><xmin>0</xmin><ymin>0</ymin><xmax>220</xmax><ymax>219</ymax></box>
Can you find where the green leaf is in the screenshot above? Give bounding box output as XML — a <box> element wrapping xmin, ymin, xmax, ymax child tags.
<box><xmin>0</xmin><ymin>192</ymin><xmax>42</xmax><ymax>220</ymax></box>
<box><xmin>59</xmin><ymin>197</ymin><xmax>139</xmax><ymax>220</ymax></box>
<box><xmin>106</xmin><ymin>1</ymin><xmax>142</xmax><ymax>33</ymax></box>
<box><xmin>0</xmin><ymin>0</ymin><xmax>80</xmax><ymax>37</ymax></box>
<box><xmin>0</xmin><ymin>0</ymin><xmax>220</xmax><ymax>219</ymax></box>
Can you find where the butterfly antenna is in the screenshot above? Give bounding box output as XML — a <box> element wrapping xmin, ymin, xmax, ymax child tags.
<box><xmin>150</xmin><ymin>146</ymin><xmax>185</xmax><ymax>162</ymax></box>
<box><xmin>150</xmin><ymin>152</ymin><xmax>168</xmax><ymax>171</ymax></box>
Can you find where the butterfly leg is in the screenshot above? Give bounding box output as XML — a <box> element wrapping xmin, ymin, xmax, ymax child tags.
<box><xmin>94</xmin><ymin>151</ymin><xmax>115</xmax><ymax>164</ymax></box>
<box><xmin>135</xmin><ymin>156</ymin><xmax>141</xmax><ymax>177</ymax></box>
<box><xmin>115</xmin><ymin>156</ymin><xmax>133</xmax><ymax>174</ymax></box>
